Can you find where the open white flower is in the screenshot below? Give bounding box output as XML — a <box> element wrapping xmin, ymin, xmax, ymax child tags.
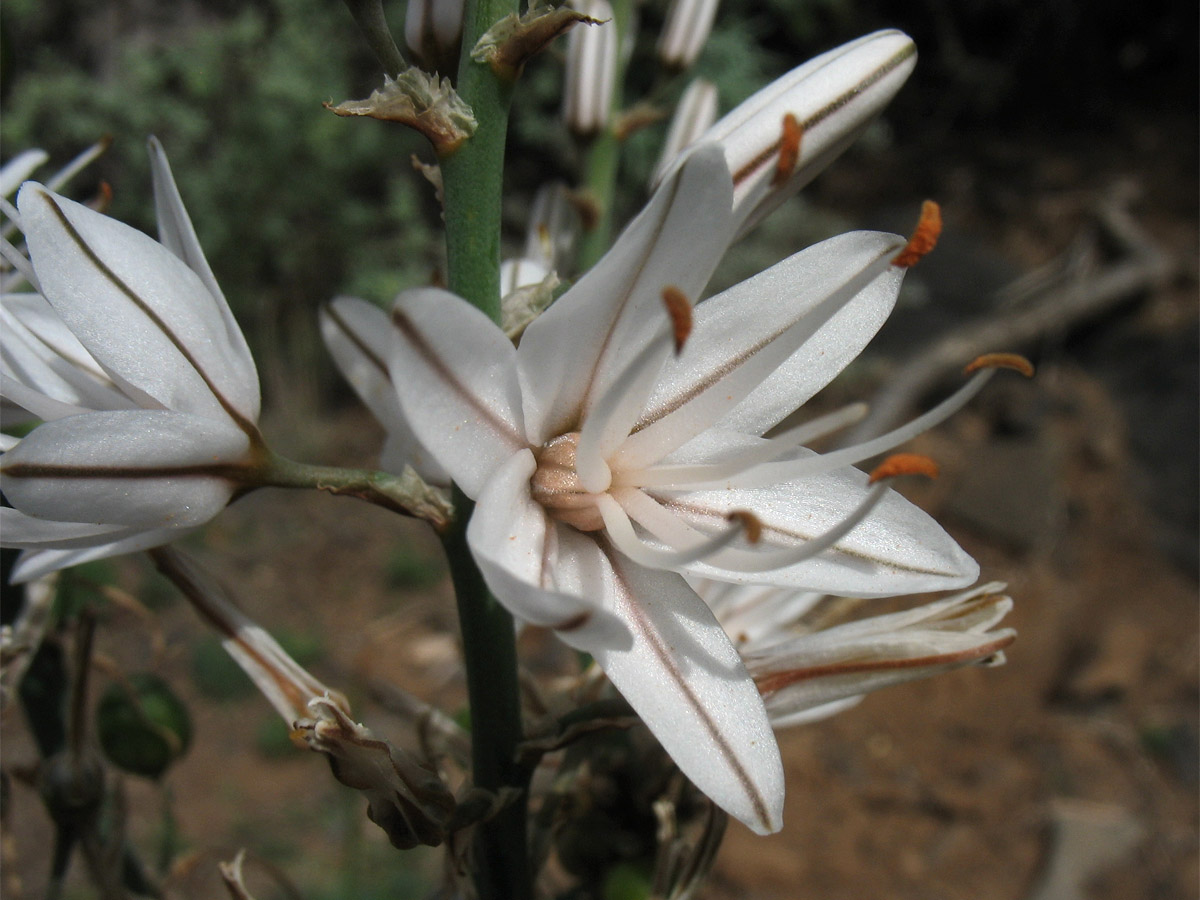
<box><xmin>0</xmin><ymin>138</ymin><xmax>261</xmax><ymax>581</ymax></box>
<box><xmin>385</xmin><ymin>144</ymin><xmax>997</xmax><ymax>833</ymax></box>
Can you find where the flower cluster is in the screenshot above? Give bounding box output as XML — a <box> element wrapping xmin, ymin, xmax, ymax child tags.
<box><xmin>0</xmin><ymin>29</ymin><xmax>1021</xmax><ymax>844</ymax></box>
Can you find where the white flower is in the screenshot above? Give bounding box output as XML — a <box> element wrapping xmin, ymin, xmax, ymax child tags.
<box><xmin>384</xmin><ymin>145</ymin><xmax>993</xmax><ymax>833</ymax></box>
<box><xmin>0</xmin><ymin>138</ymin><xmax>261</xmax><ymax>581</ymax></box>
<box><xmin>695</xmin><ymin>579</ymin><xmax>1016</xmax><ymax>728</ymax></box>
<box><xmin>404</xmin><ymin>0</ymin><xmax>465</xmax><ymax>71</ymax></box>
<box><xmin>665</xmin><ymin>29</ymin><xmax>919</xmax><ymax>236</ymax></box>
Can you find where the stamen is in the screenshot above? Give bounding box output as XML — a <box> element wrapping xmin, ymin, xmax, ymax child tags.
<box><xmin>679</xmin><ymin>366</ymin><xmax>1001</xmax><ymax>490</ymax></box>
<box><xmin>727</xmin><ymin>510</ymin><xmax>762</xmax><ymax>544</ymax></box>
<box><xmin>620</xmin><ymin>483</ymin><xmax>893</xmax><ymax>575</ymax></box>
<box><xmin>661</xmin><ymin>286</ymin><xmax>692</xmax><ymax>354</ymax></box>
<box><xmin>596</xmin><ymin>493</ymin><xmax>752</xmax><ymax>568</ymax></box>
<box><xmin>868</xmin><ymin>453</ymin><xmax>939</xmax><ymax>484</ymax></box>
<box><xmin>0</xmin><ymin>235</ymin><xmax>39</xmax><ymax>292</ymax></box>
<box><xmin>772</xmin><ymin>114</ymin><xmax>803</xmax><ymax>187</ymax></box>
<box><xmin>891</xmin><ymin>200</ymin><xmax>941</xmax><ymax>268</ymax></box>
<box><xmin>624</xmin><ymin>402</ymin><xmax>869</xmax><ymax>488</ymax></box>
<box><xmin>575</xmin><ymin>304</ymin><xmax>683</xmax><ymax>492</ymax></box>
<box><xmin>964</xmin><ymin>352</ymin><xmax>1034</xmax><ymax>378</ymax></box>
<box><xmin>89</xmin><ymin>181</ymin><xmax>114</xmax><ymax>214</ymax></box>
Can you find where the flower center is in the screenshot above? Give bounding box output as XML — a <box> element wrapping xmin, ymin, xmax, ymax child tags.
<box><xmin>530</xmin><ymin>432</ymin><xmax>605</xmax><ymax>531</ymax></box>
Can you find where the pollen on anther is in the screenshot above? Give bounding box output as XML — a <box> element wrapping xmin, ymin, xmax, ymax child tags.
<box><xmin>661</xmin><ymin>286</ymin><xmax>692</xmax><ymax>354</ymax></box>
<box><xmin>892</xmin><ymin>200</ymin><xmax>942</xmax><ymax>268</ymax></box>
<box><xmin>964</xmin><ymin>352</ymin><xmax>1035</xmax><ymax>378</ymax></box>
<box><xmin>868</xmin><ymin>453</ymin><xmax>940</xmax><ymax>484</ymax></box>
<box><xmin>772</xmin><ymin>113</ymin><xmax>803</xmax><ymax>187</ymax></box>
<box><xmin>727</xmin><ymin>509</ymin><xmax>763</xmax><ymax>544</ymax></box>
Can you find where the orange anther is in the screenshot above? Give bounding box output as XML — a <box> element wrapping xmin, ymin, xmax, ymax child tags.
<box><xmin>891</xmin><ymin>199</ymin><xmax>942</xmax><ymax>267</ymax></box>
<box><xmin>727</xmin><ymin>509</ymin><xmax>763</xmax><ymax>544</ymax></box>
<box><xmin>661</xmin><ymin>286</ymin><xmax>692</xmax><ymax>354</ymax></box>
<box><xmin>964</xmin><ymin>352</ymin><xmax>1035</xmax><ymax>378</ymax></box>
<box><xmin>868</xmin><ymin>453</ymin><xmax>940</xmax><ymax>484</ymax></box>
<box><xmin>772</xmin><ymin>113</ymin><xmax>803</xmax><ymax>187</ymax></box>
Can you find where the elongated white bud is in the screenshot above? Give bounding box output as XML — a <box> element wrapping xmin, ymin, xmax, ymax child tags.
<box><xmin>563</xmin><ymin>0</ymin><xmax>617</xmax><ymax>136</ymax></box>
<box><xmin>669</xmin><ymin>30</ymin><xmax>917</xmax><ymax>236</ymax></box>
<box><xmin>404</xmin><ymin>0</ymin><xmax>465</xmax><ymax>71</ymax></box>
<box><xmin>652</xmin><ymin>78</ymin><xmax>718</xmax><ymax>187</ymax></box>
<box><xmin>657</xmin><ymin>0</ymin><xmax>719</xmax><ymax>70</ymax></box>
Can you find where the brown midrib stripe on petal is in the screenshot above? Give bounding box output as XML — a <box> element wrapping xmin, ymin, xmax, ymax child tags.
<box><xmin>732</xmin><ymin>41</ymin><xmax>917</xmax><ymax>187</ymax></box>
<box><xmin>324</xmin><ymin>303</ymin><xmax>389</xmax><ymax>382</ymax></box>
<box><xmin>2</xmin><ymin>461</ymin><xmax>249</xmax><ymax>480</ymax></box>
<box><xmin>754</xmin><ymin>632</ymin><xmax>1016</xmax><ymax>695</ymax></box>
<box><xmin>41</xmin><ymin>193</ymin><xmax>259</xmax><ymax>438</ymax></box>
<box><xmin>390</xmin><ymin>307</ymin><xmax>526</xmax><ymax>450</ymax></box>
<box><xmin>598</xmin><ymin>540</ymin><xmax>773</xmax><ymax>832</ymax></box>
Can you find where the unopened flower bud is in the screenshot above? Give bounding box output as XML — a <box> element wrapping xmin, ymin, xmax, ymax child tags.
<box><xmin>651</xmin><ymin>78</ymin><xmax>718</xmax><ymax>187</ymax></box>
<box><xmin>404</xmin><ymin>0</ymin><xmax>465</xmax><ymax>73</ymax></box>
<box><xmin>657</xmin><ymin>0</ymin><xmax>719</xmax><ymax>70</ymax></box>
<box><xmin>668</xmin><ymin>30</ymin><xmax>917</xmax><ymax>236</ymax></box>
<box><xmin>563</xmin><ymin>0</ymin><xmax>617</xmax><ymax>136</ymax></box>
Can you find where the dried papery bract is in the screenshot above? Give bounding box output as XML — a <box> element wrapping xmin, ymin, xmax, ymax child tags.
<box><xmin>563</xmin><ymin>0</ymin><xmax>618</xmax><ymax>136</ymax></box>
<box><xmin>651</xmin><ymin>78</ymin><xmax>718</xmax><ymax>187</ymax></box>
<box><xmin>325</xmin><ymin>68</ymin><xmax>477</xmax><ymax>155</ymax></box>
<box><xmin>657</xmin><ymin>0</ymin><xmax>720</xmax><ymax>71</ymax></box>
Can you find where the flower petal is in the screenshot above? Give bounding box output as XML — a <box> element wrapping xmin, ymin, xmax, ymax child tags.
<box><xmin>1</xmin><ymin>410</ymin><xmax>249</xmax><ymax>529</ymax></box>
<box><xmin>648</xmin><ymin>457</ymin><xmax>978</xmax><ymax>595</ymax></box>
<box><xmin>466</xmin><ymin>449</ymin><xmax>618</xmax><ymax>637</ymax></box>
<box><xmin>518</xmin><ymin>145</ymin><xmax>734</xmax><ymax>446</ymax></box>
<box><xmin>17</xmin><ymin>183</ymin><xmax>259</xmax><ymax>427</ymax></box>
<box><xmin>619</xmin><ymin>231</ymin><xmax>905</xmax><ymax>470</ymax></box>
<box><xmin>579</xmin><ymin>547</ymin><xmax>785</xmax><ymax>834</ymax></box>
<box><xmin>320</xmin><ymin>297</ymin><xmax>448</xmax><ymax>484</ymax></box>
<box><xmin>389</xmin><ymin>287</ymin><xmax>525</xmax><ymax>498</ymax></box>
<box><xmin>147</xmin><ymin>137</ymin><xmax>259</xmax><ymax>410</ymax></box>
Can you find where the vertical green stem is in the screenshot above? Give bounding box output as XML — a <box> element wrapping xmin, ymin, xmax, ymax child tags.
<box><xmin>438</xmin><ymin>2</ymin><xmax>530</xmax><ymax>899</ymax></box>
<box><xmin>575</xmin><ymin>0</ymin><xmax>634</xmax><ymax>271</ymax></box>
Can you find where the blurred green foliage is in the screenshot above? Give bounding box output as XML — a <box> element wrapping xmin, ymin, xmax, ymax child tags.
<box><xmin>2</xmin><ymin>0</ymin><xmax>439</xmax><ymax>384</ymax></box>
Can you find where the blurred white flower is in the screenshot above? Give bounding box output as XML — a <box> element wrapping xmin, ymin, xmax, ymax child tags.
<box><xmin>0</xmin><ymin>138</ymin><xmax>262</xmax><ymax>581</ymax></box>
<box><xmin>657</xmin><ymin>0</ymin><xmax>719</xmax><ymax>70</ymax></box>
<box><xmin>651</xmin><ymin>77</ymin><xmax>718</xmax><ymax>187</ymax></box>
<box><xmin>383</xmin><ymin>144</ymin><xmax>994</xmax><ymax>833</ymax></box>
<box><xmin>404</xmin><ymin>0</ymin><xmax>465</xmax><ymax>72</ymax></box>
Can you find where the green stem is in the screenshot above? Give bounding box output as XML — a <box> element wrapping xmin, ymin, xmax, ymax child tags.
<box><xmin>438</xmin><ymin>2</ymin><xmax>532</xmax><ymax>899</ymax></box>
<box><xmin>575</xmin><ymin>0</ymin><xmax>634</xmax><ymax>271</ymax></box>
<box><xmin>440</xmin><ymin>0</ymin><xmax>518</xmax><ymax>321</ymax></box>
<box><xmin>255</xmin><ymin>452</ymin><xmax>454</xmax><ymax>528</ymax></box>
<box><xmin>443</xmin><ymin>491</ymin><xmax>529</xmax><ymax>900</ymax></box>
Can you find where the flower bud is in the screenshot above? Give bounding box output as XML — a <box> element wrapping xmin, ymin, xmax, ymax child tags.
<box><xmin>657</xmin><ymin>0</ymin><xmax>719</xmax><ymax>70</ymax></box>
<box><xmin>651</xmin><ymin>78</ymin><xmax>718</xmax><ymax>187</ymax></box>
<box><xmin>669</xmin><ymin>30</ymin><xmax>917</xmax><ymax>236</ymax></box>
<box><xmin>563</xmin><ymin>0</ymin><xmax>617</xmax><ymax>136</ymax></box>
<box><xmin>404</xmin><ymin>0</ymin><xmax>465</xmax><ymax>72</ymax></box>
